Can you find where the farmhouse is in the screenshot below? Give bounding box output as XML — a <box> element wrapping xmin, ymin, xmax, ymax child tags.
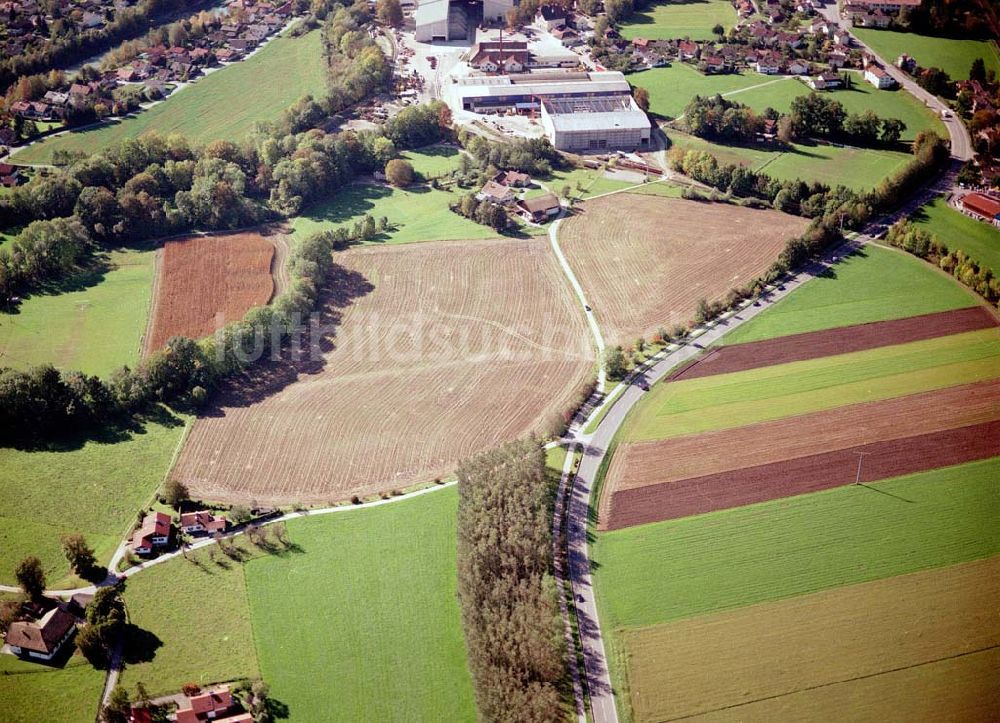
<box><xmin>959</xmin><ymin>193</ymin><xmax>1000</xmax><ymax>227</ymax></box>
<box><xmin>516</xmin><ymin>193</ymin><xmax>561</xmax><ymax>222</ymax></box>
<box><xmin>477</xmin><ymin>180</ymin><xmax>517</xmax><ymax>205</ymax></box>
<box><xmin>130</xmin><ymin>511</ymin><xmax>173</xmax><ymax>555</ymax></box>
<box><xmin>494</xmin><ymin>170</ymin><xmax>531</xmax><ymax>187</ymax></box>
<box><xmin>175</xmin><ymin>686</ymin><xmax>251</xmax><ymax>723</ymax></box>
<box><xmin>540</xmin><ymin>96</ymin><xmax>651</xmax><ymax>151</ymax></box>
<box><xmin>448</xmin><ymin>71</ymin><xmax>633</xmax><ymax>114</ymax></box>
<box><xmin>4</xmin><ymin>607</ymin><xmax>77</xmax><ymax>661</ymax></box>
<box><xmin>865</xmin><ymin>64</ymin><xmax>896</xmax><ymax>88</ymax></box>
<box><xmin>179</xmin><ymin>511</ymin><xmax>228</xmax><ymax>535</ymax></box>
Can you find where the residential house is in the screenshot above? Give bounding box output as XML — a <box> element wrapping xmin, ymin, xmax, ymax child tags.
<box><xmin>842</xmin><ymin>0</ymin><xmax>921</xmax><ymax>11</ymax></box>
<box><xmin>827</xmin><ymin>50</ymin><xmax>848</xmax><ymax>68</ymax></box>
<box><xmin>808</xmin><ymin>70</ymin><xmax>843</xmax><ymax>89</ymax></box>
<box><xmin>179</xmin><ymin>511</ymin><xmax>228</xmax><ymax>536</ymax></box>
<box><xmin>864</xmin><ymin>64</ymin><xmax>895</xmax><ymax>88</ymax></box>
<box><xmin>494</xmin><ymin>170</ymin><xmax>532</xmax><ymax>187</ymax></box>
<box><xmin>853</xmin><ymin>8</ymin><xmax>891</xmax><ymax>26</ymax></box>
<box><xmin>896</xmin><ymin>53</ymin><xmax>916</xmax><ymax>73</ymax></box>
<box><xmin>552</xmin><ymin>25</ymin><xmax>580</xmax><ymax>46</ymax></box>
<box><xmin>755</xmin><ymin>52</ymin><xmax>783</xmax><ymax>74</ymax></box>
<box><xmin>702</xmin><ymin>54</ymin><xmax>726</xmax><ymax>73</ymax></box>
<box><xmin>175</xmin><ymin>686</ymin><xmax>252</xmax><ymax>723</ymax></box>
<box><xmin>787</xmin><ymin>59</ymin><xmax>810</xmax><ymax>75</ymax></box>
<box><xmin>4</xmin><ymin>607</ymin><xmax>77</xmax><ymax>662</ymax></box>
<box><xmin>538</xmin><ymin>4</ymin><xmax>567</xmax><ymax>29</ymax></box>
<box><xmin>959</xmin><ymin>193</ymin><xmax>1000</xmax><ymax>227</ymax></box>
<box><xmin>477</xmin><ymin>180</ymin><xmax>516</xmax><ymax>205</ymax></box>
<box><xmin>130</xmin><ymin>511</ymin><xmax>172</xmax><ymax>555</ymax></box>
<box><xmin>678</xmin><ymin>40</ymin><xmax>698</xmax><ymax>60</ymax></box>
<box><xmin>516</xmin><ymin>193</ymin><xmax>561</xmax><ymax>223</ymax></box>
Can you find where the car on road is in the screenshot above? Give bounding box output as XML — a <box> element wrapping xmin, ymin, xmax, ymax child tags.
<box><xmin>584</xmin><ymin>305</ymin><xmax>592</xmax><ymax>312</ymax></box>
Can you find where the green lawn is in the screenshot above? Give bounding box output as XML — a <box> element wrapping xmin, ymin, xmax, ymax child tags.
<box><xmin>592</xmin><ymin>457</ymin><xmax>1000</xmax><ymax>630</ymax></box>
<box><xmin>121</xmin><ymin>542</ymin><xmax>262</xmax><ymax>696</ymax></box>
<box><xmin>725</xmin><ymin>245</ymin><xmax>978</xmax><ymax>344</ymax></box>
<box><xmin>623</xmin><ymin>327</ymin><xmax>1000</xmax><ymax>441</ymax></box>
<box><xmin>246</xmin><ymin>488</ymin><xmax>477</xmax><ymax>722</ymax></box>
<box><xmin>619</xmin><ymin>0</ymin><xmax>736</xmax><ymax>41</ymax></box>
<box><xmin>0</xmin><ymin>247</ymin><xmax>155</xmax><ymax>378</ymax></box>
<box><xmin>912</xmin><ymin>196</ymin><xmax>1000</xmax><ymax>274</ymax></box>
<box><xmin>11</xmin><ymin>30</ymin><xmax>328</xmax><ymax>164</ymax></box>
<box><xmin>401</xmin><ymin>145</ymin><xmax>462</xmax><ymax>178</ymax></box>
<box><xmin>291</xmin><ymin>182</ymin><xmax>500</xmax><ymax>244</ymax></box>
<box><xmin>670</xmin><ymin>129</ymin><xmax>913</xmax><ymax>191</ymax></box>
<box><xmin>852</xmin><ymin>29</ymin><xmax>1000</xmax><ymax>82</ymax></box>
<box><xmin>730</xmin><ymin>72</ymin><xmax>945</xmax><ymax>141</ymax></box>
<box><xmin>0</xmin><ymin>411</ymin><xmax>190</xmax><ymax>588</ymax></box>
<box><xmin>0</xmin><ymin>652</ymin><xmax>106</xmax><ymax>723</ymax></box>
<box><xmin>630</xmin><ymin>64</ymin><xmax>775</xmax><ymax>119</ymax></box>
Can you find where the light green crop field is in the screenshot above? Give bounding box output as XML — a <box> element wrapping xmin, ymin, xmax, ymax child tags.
<box><xmin>730</xmin><ymin>73</ymin><xmax>945</xmax><ymax>141</ymax></box>
<box><xmin>401</xmin><ymin>145</ymin><xmax>462</xmax><ymax>178</ymax></box>
<box><xmin>11</xmin><ymin>30</ymin><xmax>328</xmax><ymax>164</ymax></box>
<box><xmin>291</xmin><ymin>182</ymin><xmax>501</xmax><ymax>244</ymax></box>
<box><xmin>592</xmin><ymin>457</ymin><xmax>1000</xmax><ymax>630</ymax></box>
<box><xmin>0</xmin><ymin>653</ymin><xmax>106</xmax><ymax>723</ymax></box>
<box><xmin>0</xmin><ymin>411</ymin><xmax>189</xmax><ymax>588</ymax></box>
<box><xmin>913</xmin><ymin>196</ymin><xmax>1000</xmax><ymax>274</ymax></box>
<box><xmin>247</xmin><ymin>487</ymin><xmax>477</xmax><ymax>722</ymax></box>
<box><xmin>624</xmin><ymin>327</ymin><xmax>1000</xmax><ymax>441</ymax></box>
<box><xmin>670</xmin><ymin>129</ymin><xmax>912</xmax><ymax>191</ymax></box>
<box><xmin>630</xmin><ymin>64</ymin><xmax>775</xmax><ymax>119</ymax></box>
<box><xmin>0</xmin><ymin>247</ymin><xmax>155</xmax><ymax>378</ymax></box>
<box><xmin>852</xmin><ymin>29</ymin><xmax>1000</xmax><ymax>82</ymax></box>
<box><xmin>619</xmin><ymin>0</ymin><xmax>736</xmax><ymax>41</ymax></box>
<box><xmin>121</xmin><ymin>542</ymin><xmax>262</xmax><ymax>696</ymax></box>
<box><xmin>725</xmin><ymin>245</ymin><xmax>978</xmax><ymax>344</ymax></box>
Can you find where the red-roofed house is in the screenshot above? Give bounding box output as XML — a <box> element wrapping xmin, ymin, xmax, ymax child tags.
<box><xmin>130</xmin><ymin>511</ymin><xmax>172</xmax><ymax>555</ymax></box>
<box><xmin>179</xmin><ymin>511</ymin><xmax>228</xmax><ymax>535</ymax></box>
<box><xmin>4</xmin><ymin>607</ymin><xmax>77</xmax><ymax>661</ymax></box>
<box><xmin>175</xmin><ymin>686</ymin><xmax>252</xmax><ymax>723</ymax></box>
<box><xmin>960</xmin><ymin>193</ymin><xmax>1000</xmax><ymax>227</ymax></box>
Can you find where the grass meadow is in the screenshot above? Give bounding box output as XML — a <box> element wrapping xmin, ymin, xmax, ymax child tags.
<box><xmin>592</xmin><ymin>457</ymin><xmax>1000</xmax><ymax>630</ymax></box>
<box><xmin>0</xmin><ymin>247</ymin><xmax>155</xmax><ymax>378</ymax></box>
<box><xmin>912</xmin><ymin>197</ymin><xmax>1000</xmax><ymax>274</ymax></box>
<box><xmin>247</xmin><ymin>487</ymin><xmax>476</xmax><ymax>722</ymax></box>
<box><xmin>851</xmin><ymin>29</ymin><xmax>1000</xmax><ymax>81</ymax></box>
<box><xmin>0</xmin><ymin>410</ymin><xmax>189</xmax><ymax>587</ymax></box>
<box><xmin>725</xmin><ymin>245</ymin><xmax>978</xmax><ymax>344</ymax></box>
<box><xmin>623</xmin><ymin>327</ymin><xmax>1000</xmax><ymax>441</ymax></box>
<box><xmin>291</xmin><ymin>182</ymin><xmax>501</xmax><ymax>244</ymax></box>
<box><xmin>401</xmin><ymin>145</ymin><xmax>462</xmax><ymax>178</ymax></box>
<box><xmin>121</xmin><ymin>542</ymin><xmax>262</xmax><ymax>696</ymax></box>
<box><xmin>0</xmin><ymin>652</ymin><xmax>106</xmax><ymax>723</ymax></box>
<box><xmin>619</xmin><ymin>0</ymin><xmax>736</xmax><ymax>41</ymax></box>
<box><xmin>630</xmin><ymin>64</ymin><xmax>776</xmax><ymax>119</ymax></box>
<box><xmin>12</xmin><ymin>30</ymin><xmax>328</xmax><ymax>164</ymax></box>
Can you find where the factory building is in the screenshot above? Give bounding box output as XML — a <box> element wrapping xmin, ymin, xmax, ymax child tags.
<box><xmin>414</xmin><ymin>0</ymin><xmax>512</xmax><ymax>41</ymax></box>
<box><xmin>447</xmin><ymin>71</ymin><xmax>633</xmax><ymax>113</ymax></box>
<box><xmin>540</xmin><ymin>96</ymin><xmax>651</xmax><ymax>151</ymax></box>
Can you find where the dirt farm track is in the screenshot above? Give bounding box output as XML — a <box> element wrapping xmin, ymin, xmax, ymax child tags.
<box><xmin>145</xmin><ymin>231</ymin><xmax>277</xmax><ymax>354</ymax></box>
<box><xmin>172</xmin><ymin>237</ymin><xmax>593</xmax><ymax>504</ymax></box>
<box><xmin>560</xmin><ymin>194</ymin><xmax>809</xmax><ymax>345</ymax></box>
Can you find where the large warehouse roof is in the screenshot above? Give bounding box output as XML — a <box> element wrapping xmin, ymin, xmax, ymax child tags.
<box><xmin>541</xmin><ymin>96</ymin><xmax>650</xmax><ymax>132</ymax></box>
<box><xmin>451</xmin><ymin>71</ymin><xmax>632</xmax><ymax>100</ymax></box>
<box><xmin>414</xmin><ymin>0</ymin><xmax>449</xmax><ymax>24</ymax></box>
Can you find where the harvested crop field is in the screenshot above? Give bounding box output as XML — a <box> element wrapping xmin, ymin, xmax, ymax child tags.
<box><xmin>622</xmin><ymin>555</ymin><xmax>1000</xmax><ymax>722</ymax></box>
<box><xmin>173</xmin><ymin>237</ymin><xmax>592</xmax><ymax>504</ymax></box>
<box><xmin>606</xmin><ymin>419</ymin><xmax>1000</xmax><ymax>528</ymax></box>
<box><xmin>145</xmin><ymin>231</ymin><xmax>277</xmax><ymax>353</ymax></box>
<box><xmin>560</xmin><ymin>195</ymin><xmax>807</xmax><ymax>345</ymax></box>
<box><xmin>669</xmin><ymin>305</ymin><xmax>996</xmax><ymax>381</ymax></box>
<box><xmin>602</xmin><ymin>379</ymin><xmax>1000</xmax><ymax>528</ymax></box>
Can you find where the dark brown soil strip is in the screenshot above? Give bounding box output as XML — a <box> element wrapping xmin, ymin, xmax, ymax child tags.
<box><xmin>604</xmin><ymin>420</ymin><xmax>1000</xmax><ymax>530</ymax></box>
<box><xmin>669</xmin><ymin>306</ymin><xmax>997</xmax><ymax>381</ymax></box>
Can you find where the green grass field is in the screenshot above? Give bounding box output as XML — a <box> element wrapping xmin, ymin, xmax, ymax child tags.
<box><xmin>121</xmin><ymin>542</ymin><xmax>262</xmax><ymax>696</ymax></box>
<box><xmin>852</xmin><ymin>29</ymin><xmax>1000</xmax><ymax>82</ymax></box>
<box><xmin>730</xmin><ymin>73</ymin><xmax>945</xmax><ymax>142</ymax></box>
<box><xmin>912</xmin><ymin>196</ymin><xmax>1000</xmax><ymax>274</ymax></box>
<box><xmin>619</xmin><ymin>0</ymin><xmax>736</xmax><ymax>41</ymax></box>
<box><xmin>291</xmin><ymin>182</ymin><xmax>500</xmax><ymax>244</ymax></box>
<box><xmin>401</xmin><ymin>145</ymin><xmax>462</xmax><ymax>178</ymax></box>
<box><xmin>247</xmin><ymin>488</ymin><xmax>476</xmax><ymax>722</ymax></box>
<box><xmin>623</xmin><ymin>327</ymin><xmax>1000</xmax><ymax>441</ymax></box>
<box><xmin>0</xmin><ymin>247</ymin><xmax>155</xmax><ymax>377</ymax></box>
<box><xmin>0</xmin><ymin>652</ymin><xmax>106</xmax><ymax>723</ymax></box>
<box><xmin>670</xmin><ymin>129</ymin><xmax>912</xmax><ymax>191</ymax></box>
<box><xmin>630</xmin><ymin>64</ymin><xmax>775</xmax><ymax>119</ymax></box>
<box><xmin>11</xmin><ymin>30</ymin><xmax>328</xmax><ymax>164</ymax></box>
<box><xmin>725</xmin><ymin>245</ymin><xmax>978</xmax><ymax>344</ymax></box>
<box><xmin>0</xmin><ymin>411</ymin><xmax>189</xmax><ymax>587</ymax></box>
<box><xmin>592</xmin><ymin>457</ymin><xmax>1000</xmax><ymax>629</ymax></box>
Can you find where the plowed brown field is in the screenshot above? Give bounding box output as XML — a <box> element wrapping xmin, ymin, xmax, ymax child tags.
<box><xmin>172</xmin><ymin>237</ymin><xmax>593</xmax><ymax>504</ymax></box>
<box><xmin>146</xmin><ymin>231</ymin><xmax>276</xmax><ymax>353</ymax></box>
<box><xmin>602</xmin><ymin>380</ymin><xmax>1000</xmax><ymax>528</ymax></box>
<box><xmin>670</xmin><ymin>306</ymin><xmax>997</xmax><ymax>381</ymax></box>
<box><xmin>623</xmin><ymin>555</ymin><xmax>1000</xmax><ymax>722</ymax></box>
<box><xmin>560</xmin><ymin>195</ymin><xmax>808</xmax><ymax>345</ymax></box>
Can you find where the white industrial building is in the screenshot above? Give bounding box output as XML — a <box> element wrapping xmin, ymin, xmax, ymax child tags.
<box><xmin>540</xmin><ymin>96</ymin><xmax>651</xmax><ymax>151</ymax></box>
<box><xmin>447</xmin><ymin>71</ymin><xmax>634</xmax><ymax>113</ymax></box>
<box><xmin>414</xmin><ymin>0</ymin><xmax>513</xmax><ymax>41</ymax></box>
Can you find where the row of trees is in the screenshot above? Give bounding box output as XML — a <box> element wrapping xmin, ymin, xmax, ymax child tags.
<box><xmin>449</xmin><ymin>193</ymin><xmax>512</xmax><ymax>232</ymax></box>
<box><xmin>459</xmin><ymin>132</ymin><xmax>563</xmax><ymax>177</ymax></box>
<box><xmin>455</xmin><ymin>439</ymin><xmax>566</xmax><ymax>722</ymax></box>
